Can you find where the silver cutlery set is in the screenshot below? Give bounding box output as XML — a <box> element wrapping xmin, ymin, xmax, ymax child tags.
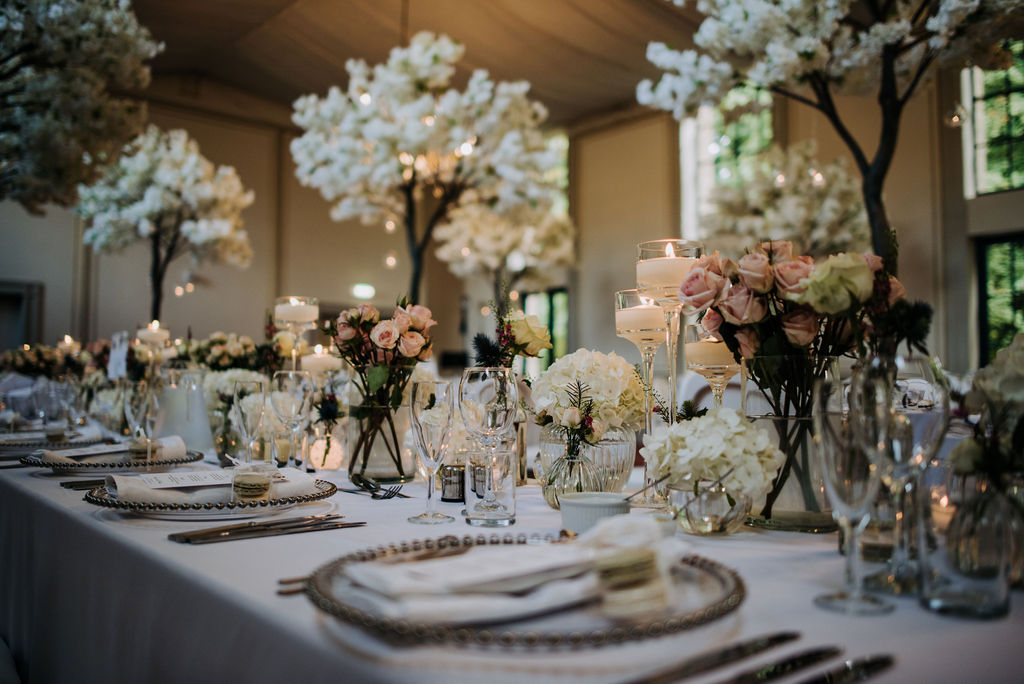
<box><xmin>167</xmin><ymin>514</ymin><xmax>365</xmax><ymax>544</ymax></box>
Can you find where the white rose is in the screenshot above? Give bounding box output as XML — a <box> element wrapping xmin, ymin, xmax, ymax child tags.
<box><xmin>508</xmin><ymin>311</ymin><xmax>552</xmax><ymax>357</ymax></box>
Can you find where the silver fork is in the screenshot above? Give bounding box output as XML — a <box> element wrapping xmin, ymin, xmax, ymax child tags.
<box><xmin>372</xmin><ymin>485</ymin><xmax>403</xmax><ymax>500</ymax></box>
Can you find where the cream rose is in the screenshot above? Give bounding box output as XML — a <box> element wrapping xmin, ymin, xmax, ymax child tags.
<box><xmin>407</xmin><ymin>305</ymin><xmax>436</xmax><ymax>332</ymax></box>
<box><xmin>369</xmin><ymin>320</ymin><xmax>400</xmax><ymax>349</ymax></box>
<box><xmin>397</xmin><ymin>330</ymin><xmax>426</xmax><ymax>358</ymax></box>
<box><xmin>508</xmin><ymin>311</ymin><xmax>552</xmax><ymax>356</ymax></box>
<box><xmin>392</xmin><ymin>308</ymin><xmax>412</xmax><ymax>334</ymax></box>
<box><xmin>357</xmin><ymin>304</ymin><xmax>380</xmax><ymax>323</ymax></box>
<box><xmin>790</xmin><ymin>252</ymin><xmax>874</xmax><ymax>314</ymax></box>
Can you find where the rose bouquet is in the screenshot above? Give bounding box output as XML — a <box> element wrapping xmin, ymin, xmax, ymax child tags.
<box><xmin>679</xmin><ymin>240</ymin><xmax>931</xmax><ymax>521</ymax></box>
<box><xmin>326</xmin><ymin>298</ymin><xmax>436</xmax><ymax>482</ymax></box>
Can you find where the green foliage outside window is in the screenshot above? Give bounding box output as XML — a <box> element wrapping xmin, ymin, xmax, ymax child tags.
<box><xmin>979</xmin><ymin>235</ymin><xmax>1024</xmax><ymax>364</ymax></box>
<box><xmin>970</xmin><ymin>40</ymin><xmax>1024</xmax><ymax>194</ymax></box>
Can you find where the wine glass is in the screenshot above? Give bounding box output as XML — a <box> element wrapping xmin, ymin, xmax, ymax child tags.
<box><xmin>124</xmin><ymin>379</ymin><xmax>159</xmax><ymax>462</ymax></box>
<box><xmin>812</xmin><ymin>375</ymin><xmax>892</xmax><ymax>615</ymax></box>
<box><xmin>269</xmin><ymin>371</ymin><xmax>314</xmax><ymax>468</ymax></box>
<box><xmin>408</xmin><ymin>381</ymin><xmax>455</xmax><ymax>524</ymax></box>
<box><xmin>615</xmin><ymin>289</ymin><xmax>665</xmax><ymax>506</ymax></box>
<box><xmin>684</xmin><ymin>324</ymin><xmax>740</xmax><ymax>408</ymax></box>
<box><xmin>233</xmin><ymin>379</ymin><xmax>267</xmax><ymax>464</ymax></box>
<box><xmin>459</xmin><ymin>368</ymin><xmax>518</xmax><ymax>515</ymax></box>
<box><xmin>636</xmin><ymin>239</ymin><xmax>703</xmax><ymax>426</ymax></box>
<box><xmin>852</xmin><ymin>355</ymin><xmax>951</xmax><ymax>594</ymax></box>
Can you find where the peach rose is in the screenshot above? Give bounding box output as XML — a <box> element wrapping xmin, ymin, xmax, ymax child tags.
<box><xmin>735</xmin><ymin>328</ymin><xmax>760</xmax><ymax>359</ymax></box>
<box><xmin>335</xmin><ymin>322</ymin><xmax>357</xmax><ymax>342</ymax></box>
<box><xmin>738</xmin><ymin>253</ymin><xmax>774</xmax><ymax>293</ymax></box>
<box><xmin>679</xmin><ymin>266</ymin><xmax>726</xmax><ymax>312</ymax></box>
<box><xmin>719</xmin><ymin>284</ymin><xmax>767</xmax><ymax>325</ymax></box>
<box><xmin>694</xmin><ymin>251</ymin><xmax>726</xmax><ymax>276</ymax></box>
<box><xmin>392</xmin><ymin>308</ymin><xmax>412</xmax><ymax>334</ymax></box>
<box><xmin>888</xmin><ymin>277</ymin><xmax>906</xmax><ymax>305</ymax></box>
<box><xmin>781</xmin><ymin>309</ymin><xmax>819</xmax><ymax>346</ymax></box>
<box><xmin>775</xmin><ymin>258</ymin><xmax>815</xmax><ymax>297</ymax></box>
<box><xmin>397</xmin><ymin>330</ymin><xmax>426</xmax><ymax>358</ymax></box>
<box><xmin>701</xmin><ymin>309</ymin><xmax>724</xmax><ymax>335</ymax></box>
<box><xmin>369</xmin><ymin>320</ymin><xmax>399</xmax><ymax>349</ymax></box>
<box><xmin>407</xmin><ymin>305</ymin><xmax>436</xmax><ymax>332</ymax></box>
<box><xmin>357</xmin><ymin>304</ymin><xmax>380</xmax><ymax>323</ymax></box>
<box><xmin>757</xmin><ymin>240</ymin><xmax>795</xmax><ymax>263</ymax></box>
<box><xmin>863</xmin><ymin>253</ymin><xmax>884</xmax><ymax>273</ymax></box>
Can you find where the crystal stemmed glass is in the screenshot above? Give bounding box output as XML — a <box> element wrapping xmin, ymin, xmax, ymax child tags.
<box><xmin>684</xmin><ymin>324</ymin><xmax>741</xmax><ymax>408</ymax></box>
<box><xmin>615</xmin><ymin>288</ymin><xmax>665</xmax><ymax>506</ymax></box>
<box><xmin>124</xmin><ymin>379</ymin><xmax>159</xmax><ymax>462</ymax></box>
<box><xmin>269</xmin><ymin>371</ymin><xmax>314</xmax><ymax>467</ymax></box>
<box><xmin>273</xmin><ymin>296</ymin><xmax>319</xmax><ymax>371</ymax></box>
<box><xmin>408</xmin><ymin>381</ymin><xmax>455</xmax><ymax>524</ymax></box>
<box><xmin>636</xmin><ymin>239</ymin><xmax>703</xmax><ymax>425</ymax></box>
<box><xmin>852</xmin><ymin>355</ymin><xmax>951</xmax><ymax>594</ymax></box>
<box><xmin>813</xmin><ymin>375</ymin><xmax>892</xmax><ymax>615</ymax></box>
<box><xmin>459</xmin><ymin>367</ymin><xmax>518</xmax><ymax>513</ymax></box>
<box><xmin>233</xmin><ymin>379</ymin><xmax>267</xmax><ymax>464</ymax></box>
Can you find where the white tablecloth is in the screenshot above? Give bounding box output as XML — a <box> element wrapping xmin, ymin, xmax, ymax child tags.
<box><xmin>0</xmin><ymin>462</ymin><xmax>1021</xmax><ymax>684</ymax></box>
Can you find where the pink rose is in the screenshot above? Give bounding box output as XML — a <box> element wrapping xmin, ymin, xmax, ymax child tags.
<box><xmin>357</xmin><ymin>304</ymin><xmax>380</xmax><ymax>323</ymax></box>
<box><xmin>781</xmin><ymin>309</ymin><xmax>819</xmax><ymax>346</ymax></box>
<box><xmin>335</xmin><ymin>322</ymin><xmax>357</xmax><ymax>342</ymax></box>
<box><xmin>719</xmin><ymin>285</ymin><xmax>767</xmax><ymax>325</ymax></box>
<box><xmin>397</xmin><ymin>331</ymin><xmax>426</xmax><ymax>358</ymax></box>
<box><xmin>888</xmin><ymin>276</ymin><xmax>906</xmax><ymax>305</ymax></box>
<box><xmin>679</xmin><ymin>266</ymin><xmax>726</xmax><ymax>312</ymax></box>
<box><xmin>340</xmin><ymin>307</ymin><xmax>360</xmax><ymax>324</ymax></box>
<box><xmin>369</xmin><ymin>320</ymin><xmax>399</xmax><ymax>349</ymax></box>
<box><xmin>734</xmin><ymin>328</ymin><xmax>759</xmax><ymax>359</ymax></box>
<box><xmin>701</xmin><ymin>309</ymin><xmax>723</xmax><ymax>335</ymax></box>
<box><xmin>775</xmin><ymin>258</ymin><xmax>815</xmax><ymax>297</ymax></box>
<box><xmin>407</xmin><ymin>305</ymin><xmax>436</xmax><ymax>332</ymax></box>
<box><xmin>757</xmin><ymin>240</ymin><xmax>795</xmax><ymax>263</ymax></box>
<box><xmin>738</xmin><ymin>253</ymin><xmax>774</xmax><ymax>293</ymax></box>
<box><xmin>863</xmin><ymin>253</ymin><xmax>884</xmax><ymax>273</ymax></box>
<box><xmin>392</xmin><ymin>308</ymin><xmax>412</xmax><ymax>334</ymax></box>
<box><xmin>694</xmin><ymin>251</ymin><xmax>725</xmax><ymax>276</ymax></box>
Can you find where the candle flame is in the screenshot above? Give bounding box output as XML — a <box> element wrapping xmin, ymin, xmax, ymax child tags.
<box><xmin>63</xmin><ymin>334</ymin><xmax>73</xmax><ymax>344</ymax></box>
<box><xmin>149</xmin><ymin>320</ymin><xmax>160</xmax><ymax>331</ymax></box>
<box><xmin>939</xmin><ymin>495</ymin><xmax>949</xmax><ymax>507</ymax></box>
<box><xmin>314</xmin><ymin>344</ymin><xmax>324</xmax><ymax>354</ymax></box>
<box><xmin>665</xmin><ymin>243</ymin><xmax>676</xmax><ymax>258</ymax></box>
<box><xmin>289</xmin><ymin>297</ymin><xmax>300</xmax><ymax>306</ymax></box>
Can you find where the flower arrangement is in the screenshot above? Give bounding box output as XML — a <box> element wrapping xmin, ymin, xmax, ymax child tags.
<box><xmin>1</xmin><ymin>0</ymin><xmax>162</xmax><ymax>213</ymax></box>
<box><xmin>637</xmin><ymin>0</ymin><xmax>1024</xmax><ymax>271</ymax></box>
<box><xmin>290</xmin><ymin>31</ymin><xmax>563</xmax><ymax>303</ymax></box>
<box><xmin>679</xmin><ymin>240</ymin><xmax>931</xmax><ymax>519</ymax></box>
<box><xmin>951</xmin><ymin>333</ymin><xmax>1024</xmax><ymax>486</ymax></box>
<box><xmin>473</xmin><ymin>304</ymin><xmax>553</xmax><ymax>369</ymax></box>
<box><xmin>535</xmin><ymin>380</ymin><xmax>607</xmax><ymax>507</ymax></box>
<box><xmin>325</xmin><ymin>299</ymin><xmax>436</xmax><ymax>480</ymax></box>
<box><xmin>701</xmin><ymin>141</ymin><xmax>870</xmax><ymax>259</ymax></box>
<box><xmin>531</xmin><ymin>348</ymin><xmax>645</xmax><ymax>432</ymax></box>
<box><xmin>78</xmin><ymin>125</ymin><xmax>255</xmax><ymax>320</ymax></box>
<box><xmin>641</xmin><ymin>407</ymin><xmax>785</xmax><ymax>500</ymax></box>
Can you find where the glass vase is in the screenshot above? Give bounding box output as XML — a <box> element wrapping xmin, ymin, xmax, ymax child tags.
<box><xmin>669</xmin><ymin>482</ymin><xmax>752</xmax><ymax>535</ymax></box>
<box><xmin>346</xmin><ymin>403</ymin><xmax>416</xmax><ymax>484</ymax></box>
<box><xmin>919</xmin><ymin>469</ymin><xmax>1011</xmax><ymax>618</ymax></box>
<box><xmin>209</xmin><ymin>411</ymin><xmax>241</xmax><ymax>467</ymax></box>
<box><xmin>308</xmin><ymin>421</ymin><xmax>344</xmax><ymax>471</ymax></box>
<box><xmin>538</xmin><ymin>424</ymin><xmax>636</xmax><ymax>494</ymax></box>
<box><xmin>537</xmin><ymin>425</ymin><xmax>604</xmax><ymax>510</ymax></box>
<box><xmin>743</xmin><ymin>355</ymin><xmax>839</xmax><ymax>533</ymax></box>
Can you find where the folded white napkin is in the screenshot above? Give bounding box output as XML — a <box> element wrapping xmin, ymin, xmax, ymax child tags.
<box><xmin>105</xmin><ymin>466</ymin><xmax>318</xmax><ymax>505</ymax></box>
<box><xmin>40</xmin><ymin>433</ymin><xmax>181</xmax><ymax>464</ymax></box>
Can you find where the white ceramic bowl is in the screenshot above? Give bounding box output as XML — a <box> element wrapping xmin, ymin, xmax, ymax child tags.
<box><xmin>559</xmin><ymin>492</ymin><xmax>631</xmax><ymax>533</ymax></box>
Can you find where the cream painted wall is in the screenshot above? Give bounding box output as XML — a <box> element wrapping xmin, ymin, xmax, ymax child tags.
<box><xmin>569</xmin><ymin>112</ymin><xmax>680</xmax><ymax>364</ymax></box>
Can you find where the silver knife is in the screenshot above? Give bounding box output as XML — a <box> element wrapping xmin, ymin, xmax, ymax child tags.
<box><xmin>793</xmin><ymin>655</ymin><xmax>894</xmax><ymax>684</ymax></box>
<box><xmin>624</xmin><ymin>632</ymin><xmax>801</xmax><ymax>684</ymax></box>
<box><xmin>168</xmin><ymin>514</ymin><xmax>343</xmax><ymax>542</ymax></box>
<box><xmin>183</xmin><ymin>521</ymin><xmax>367</xmax><ymax>544</ymax></box>
<box><xmin>713</xmin><ymin>646</ymin><xmax>842</xmax><ymax>684</ymax></box>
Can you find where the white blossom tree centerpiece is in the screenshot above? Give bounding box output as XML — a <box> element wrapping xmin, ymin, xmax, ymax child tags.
<box><xmin>290</xmin><ymin>31</ymin><xmax>562</xmax><ymax>304</ymax></box>
<box><xmin>638</xmin><ymin>0</ymin><xmax>1024</xmax><ymax>273</ymax></box>
<box><xmin>1</xmin><ymin>0</ymin><xmax>162</xmax><ymax>213</ymax></box>
<box><xmin>78</xmin><ymin>125</ymin><xmax>255</xmax><ymax>321</ymax></box>
<box><xmin>703</xmin><ymin>141</ymin><xmax>870</xmax><ymax>259</ymax></box>
<box><xmin>434</xmin><ymin>200</ymin><xmax>575</xmax><ymax>315</ymax></box>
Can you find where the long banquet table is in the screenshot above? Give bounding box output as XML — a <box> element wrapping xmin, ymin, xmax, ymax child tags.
<box><xmin>1</xmin><ymin>461</ymin><xmax>1021</xmax><ymax>684</ymax></box>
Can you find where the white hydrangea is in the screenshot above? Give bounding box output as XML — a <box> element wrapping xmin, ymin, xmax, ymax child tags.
<box><xmin>0</xmin><ymin>0</ymin><xmax>162</xmax><ymax>213</ymax></box>
<box><xmin>702</xmin><ymin>141</ymin><xmax>869</xmax><ymax>258</ymax></box>
<box><xmin>531</xmin><ymin>349</ymin><xmax>645</xmax><ymax>431</ymax></box>
<box><xmin>290</xmin><ymin>31</ymin><xmax>563</xmax><ymax>301</ymax></box>
<box><xmin>202</xmin><ymin>369</ymin><xmax>266</xmax><ymax>414</ymax></box>
<box><xmin>640</xmin><ymin>407</ymin><xmax>784</xmax><ymax>499</ymax></box>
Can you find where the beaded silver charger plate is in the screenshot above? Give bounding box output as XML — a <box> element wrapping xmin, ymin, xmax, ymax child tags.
<box><xmin>20</xmin><ymin>449</ymin><xmax>204</xmax><ymax>475</ymax></box>
<box><xmin>0</xmin><ymin>436</ymin><xmax>105</xmax><ymax>450</ymax></box>
<box><xmin>306</xmin><ymin>534</ymin><xmax>745</xmax><ymax>649</ymax></box>
<box><xmin>83</xmin><ymin>479</ymin><xmax>338</xmax><ymax>520</ymax></box>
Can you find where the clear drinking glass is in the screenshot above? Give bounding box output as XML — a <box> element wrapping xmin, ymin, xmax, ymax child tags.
<box><xmin>684</xmin><ymin>324</ymin><xmax>740</xmax><ymax>408</ymax></box>
<box><xmin>233</xmin><ymin>379</ymin><xmax>267</xmax><ymax>464</ymax></box>
<box><xmin>273</xmin><ymin>296</ymin><xmax>319</xmax><ymax>371</ymax></box>
<box><xmin>813</xmin><ymin>376</ymin><xmax>892</xmax><ymax>615</ymax></box>
<box><xmin>852</xmin><ymin>355</ymin><xmax>951</xmax><ymax>594</ymax></box>
<box><xmin>408</xmin><ymin>381</ymin><xmax>455</xmax><ymax>524</ymax></box>
<box><xmin>459</xmin><ymin>367</ymin><xmax>518</xmax><ymax>526</ymax></box>
<box><xmin>124</xmin><ymin>379</ymin><xmax>159</xmax><ymax>463</ymax></box>
<box><xmin>269</xmin><ymin>371</ymin><xmax>314</xmax><ymax>468</ymax></box>
<box><xmin>636</xmin><ymin>239</ymin><xmax>703</xmax><ymax>426</ymax></box>
<box><xmin>614</xmin><ymin>288</ymin><xmax>665</xmax><ymax>506</ymax></box>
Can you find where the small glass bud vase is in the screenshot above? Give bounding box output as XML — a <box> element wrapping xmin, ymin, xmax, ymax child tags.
<box><xmin>538</xmin><ymin>425</ymin><xmax>604</xmax><ymax>510</ymax></box>
<box><xmin>669</xmin><ymin>480</ymin><xmax>752</xmax><ymax>536</ymax></box>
